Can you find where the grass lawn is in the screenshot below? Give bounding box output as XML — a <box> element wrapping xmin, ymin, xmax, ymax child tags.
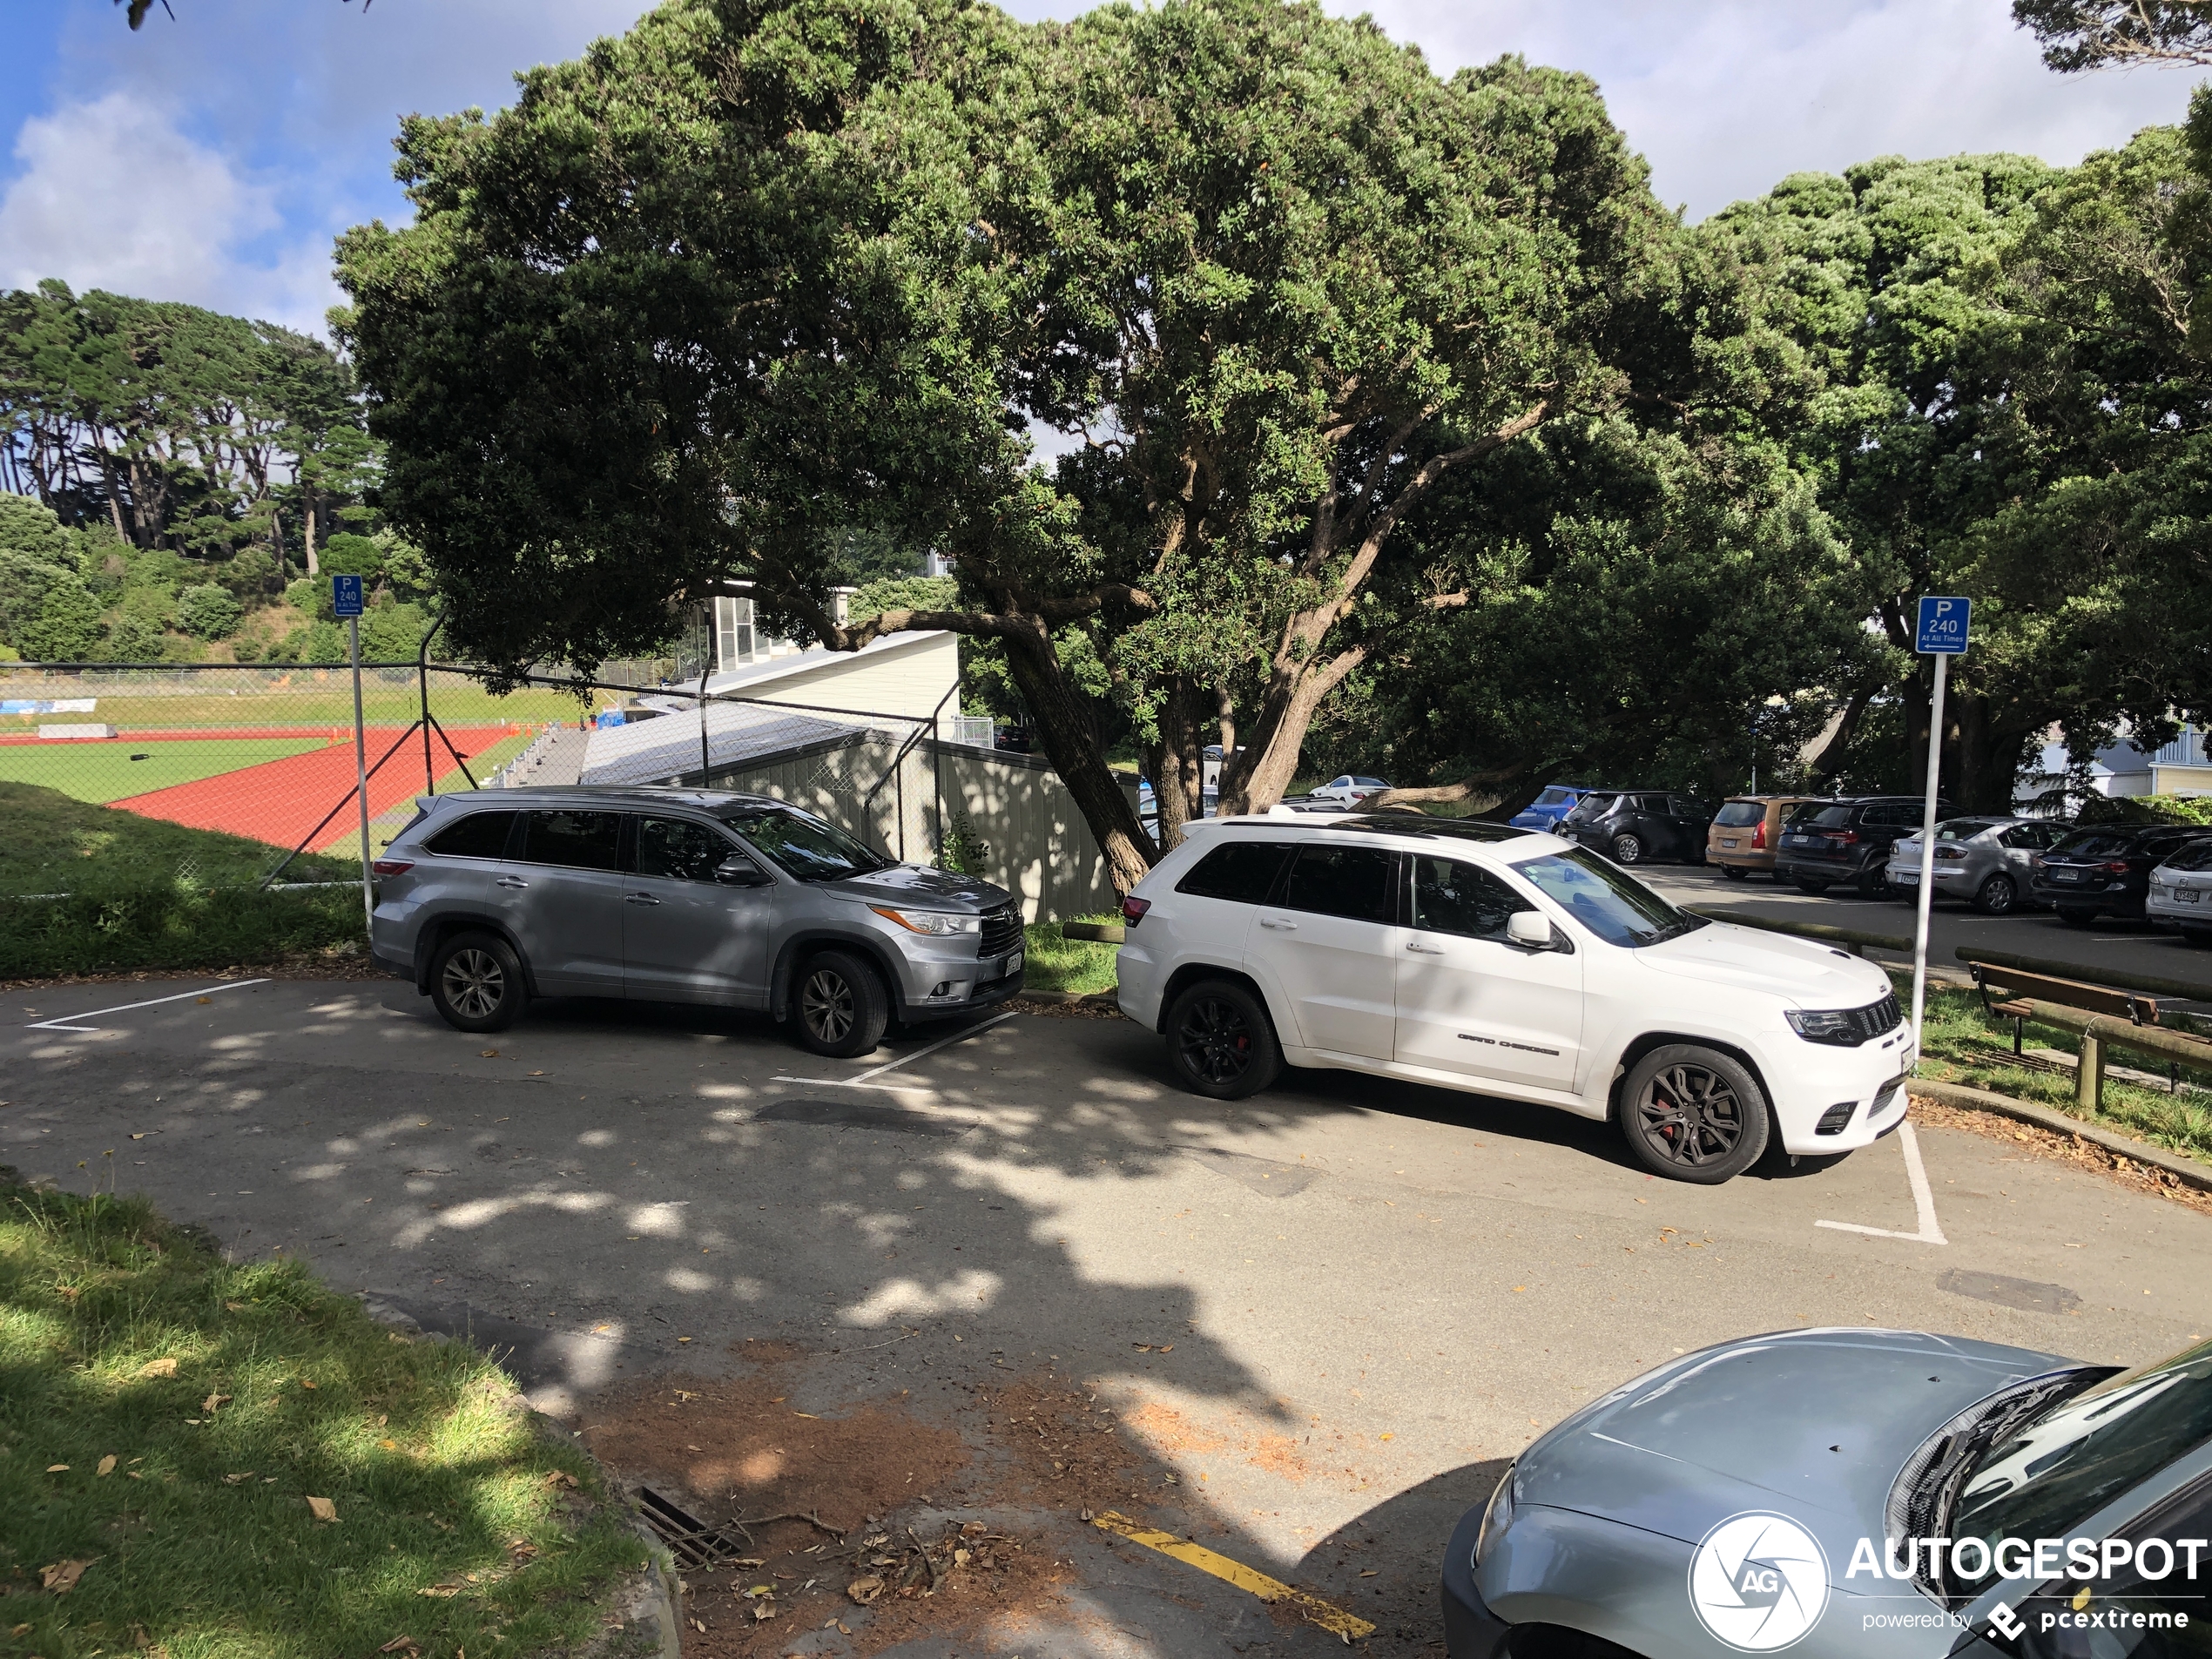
<box><xmin>1898</xmin><ymin>970</ymin><xmax>2212</xmax><ymax>1167</ymax></box>
<box><xmin>0</xmin><ymin>784</ymin><xmax>355</xmax><ymax>897</ymax></box>
<box><xmin>0</xmin><ymin>1176</ymin><xmax>646</xmax><ymax>1658</ymax></box>
<box><xmin>0</xmin><ymin>739</ymin><xmax>334</xmax><ymax>806</ymax></box>
<box><xmin>0</xmin><ymin>675</ymin><xmax>603</xmax><ymax>739</ymax></box>
<box><xmin>1022</xmin><ymin>918</ymin><xmax>1120</xmax><ymax>995</ymax></box>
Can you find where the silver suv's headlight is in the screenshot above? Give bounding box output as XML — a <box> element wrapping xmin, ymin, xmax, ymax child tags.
<box><xmin>1475</xmin><ymin>1465</ymin><xmax>1518</xmax><ymax>1563</ymax></box>
<box><xmin>869</xmin><ymin>907</ymin><xmax>981</xmax><ymax>936</ymax></box>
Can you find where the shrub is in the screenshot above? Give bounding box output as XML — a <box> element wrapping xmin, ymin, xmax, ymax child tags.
<box><xmin>15</xmin><ymin>575</ymin><xmax>107</xmax><ymax>661</ymax></box>
<box><xmin>2076</xmin><ymin>793</ymin><xmax>2212</xmax><ymax>827</ymax></box>
<box><xmin>178</xmin><ymin>582</ymin><xmax>245</xmax><ymax>640</ymax></box>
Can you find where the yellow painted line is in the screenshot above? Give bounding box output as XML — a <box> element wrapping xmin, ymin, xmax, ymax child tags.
<box><xmin>1089</xmin><ymin>1510</ymin><xmax>1376</xmax><ymax>1642</ymax></box>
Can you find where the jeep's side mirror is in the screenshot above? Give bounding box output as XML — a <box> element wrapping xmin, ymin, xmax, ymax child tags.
<box><xmin>715</xmin><ymin>858</ymin><xmax>771</xmax><ymax>887</ymax></box>
<box><xmin>1506</xmin><ymin>910</ymin><xmax>1553</xmax><ymax>949</ymax></box>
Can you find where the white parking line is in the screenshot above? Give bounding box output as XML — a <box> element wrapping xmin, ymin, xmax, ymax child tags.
<box><xmin>772</xmin><ymin>1011</ymin><xmax>1019</xmax><ymax>1089</ymax></box>
<box><xmin>24</xmin><ymin>978</ymin><xmax>272</xmax><ymax>1033</ymax></box>
<box><xmin>1816</xmin><ymin>1122</ymin><xmax>1947</xmax><ymax>1245</ymax></box>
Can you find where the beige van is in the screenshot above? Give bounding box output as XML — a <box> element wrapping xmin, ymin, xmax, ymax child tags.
<box><xmin>1707</xmin><ymin>795</ymin><xmax>1817</xmax><ymax>879</ymax></box>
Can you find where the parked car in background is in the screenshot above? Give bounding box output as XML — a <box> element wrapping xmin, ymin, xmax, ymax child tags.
<box><xmin>1138</xmin><ymin>782</ymin><xmax>1217</xmax><ymax>840</ymax></box>
<box><xmin>2034</xmin><ymin>820</ymin><xmax>2212</xmax><ymax>926</ymax></box>
<box><xmin>1774</xmin><ymin>795</ymin><xmax>1951</xmax><ymax>898</ymax></box>
<box><xmin>1560</xmin><ymin>790</ymin><xmax>1713</xmax><ymax>866</ymax></box>
<box><xmin>1507</xmin><ymin>785</ymin><xmax>1588</xmax><ymax>833</ymax></box>
<box><xmin>2150</xmin><ymin>837</ymin><xmax>2212</xmax><ymax>945</ymax></box>
<box><xmin>1443</xmin><ymin>1328</ymin><xmax>2212</xmax><ymax>1659</ymax></box>
<box><xmin>1309</xmin><ymin>774</ymin><xmax>1393</xmax><ymax>805</ymax></box>
<box><xmin>1883</xmin><ymin>815</ymin><xmax>2069</xmax><ymax>914</ymax></box>
<box><xmin>1116</xmin><ymin>814</ymin><xmax>1913</xmax><ymax>1184</ymax></box>
<box><xmin>368</xmin><ymin>786</ymin><xmax>1022</xmax><ymax>1058</ymax></box>
<box><xmin>1704</xmin><ymin>795</ymin><xmax>1816</xmax><ymax>880</ymax></box>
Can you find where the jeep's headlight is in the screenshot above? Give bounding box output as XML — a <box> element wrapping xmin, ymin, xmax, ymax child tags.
<box><xmin>1475</xmin><ymin>1466</ymin><xmax>1519</xmax><ymax>1564</ymax></box>
<box><xmin>869</xmin><ymin>907</ymin><xmax>981</xmax><ymax>936</ymax></box>
<box><xmin>1786</xmin><ymin>1008</ymin><xmax>1861</xmax><ymax>1045</ymax></box>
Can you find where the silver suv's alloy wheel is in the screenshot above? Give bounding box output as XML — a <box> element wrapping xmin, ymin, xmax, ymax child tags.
<box><xmin>801</xmin><ymin>968</ymin><xmax>855</xmax><ymax>1044</ymax></box>
<box><xmin>442</xmin><ymin>948</ymin><xmax>506</xmax><ymax>1022</ymax></box>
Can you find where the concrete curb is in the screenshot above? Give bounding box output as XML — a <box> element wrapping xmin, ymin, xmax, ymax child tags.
<box><xmin>1910</xmin><ymin>1078</ymin><xmax>2212</xmax><ymax>1194</ymax></box>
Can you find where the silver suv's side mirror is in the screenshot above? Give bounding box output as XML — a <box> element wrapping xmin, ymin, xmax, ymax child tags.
<box><xmin>715</xmin><ymin>858</ymin><xmax>771</xmax><ymax>887</ymax></box>
<box><xmin>1506</xmin><ymin>910</ymin><xmax>1554</xmax><ymax>949</ymax></box>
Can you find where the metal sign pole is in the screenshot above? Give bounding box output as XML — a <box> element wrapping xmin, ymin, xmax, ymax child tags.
<box><xmin>1908</xmin><ymin>595</ymin><xmax>1971</xmax><ymax>1062</ymax></box>
<box><xmin>349</xmin><ymin>612</ymin><xmax>374</xmax><ymax>939</ymax></box>
<box><xmin>1909</xmin><ymin>649</ymin><xmax>1947</xmax><ymax>1055</ymax></box>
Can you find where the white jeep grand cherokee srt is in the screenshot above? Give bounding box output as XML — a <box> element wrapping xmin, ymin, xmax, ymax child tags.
<box><xmin>1115</xmin><ymin>814</ymin><xmax>1915</xmax><ymax>1184</ymax></box>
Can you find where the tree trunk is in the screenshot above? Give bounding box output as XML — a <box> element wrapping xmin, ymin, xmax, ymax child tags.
<box><xmin>1215</xmin><ymin>684</ymin><xmax>1236</xmax><ymax>759</ymax></box>
<box><xmin>304</xmin><ymin>501</ymin><xmax>319</xmax><ymax>577</ymax></box>
<box><xmin>998</xmin><ymin>619</ymin><xmax>1157</xmax><ymax>897</ymax></box>
<box><xmin>1806</xmin><ymin>679</ymin><xmax>1878</xmax><ymax>783</ymax></box>
<box><xmin>1905</xmin><ymin>659</ymin><xmax>1934</xmax><ymax>801</ymax></box>
<box><xmin>1150</xmin><ymin>676</ymin><xmax>1208</xmax><ymax>853</ymax></box>
<box><xmin>1945</xmin><ymin>692</ymin><xmax>2035</xmax><ymax>814</ymax></box>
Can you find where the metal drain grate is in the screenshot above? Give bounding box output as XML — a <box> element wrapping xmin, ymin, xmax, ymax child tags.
<box><xmin>635</xmin><ymin>1486</ymin><xmax>745</xmax><ymax>1569</ymax></box>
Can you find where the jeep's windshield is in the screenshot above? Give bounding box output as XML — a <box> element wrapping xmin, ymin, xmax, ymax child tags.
<box><xmin>717</xmin><ymin>805</ymin><xmax>890</xmax><ymax>881</ymax></box>
<box><xmin>1510</xmin><ymin>848</ymin><xmax>1709</xmax><ymax>948</ymax></box>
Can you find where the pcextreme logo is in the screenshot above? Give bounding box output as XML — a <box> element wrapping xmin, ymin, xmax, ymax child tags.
<box><xmin>1689</xmin><ymin>1511</ymin><xmax>1833</xmax><ymax>1652</ymax></box>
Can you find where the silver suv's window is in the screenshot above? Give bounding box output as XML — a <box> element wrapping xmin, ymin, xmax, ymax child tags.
<box><xmin>1511</xmin><ymin>848</ymin><xmax>1707</xmax><ymax>948</ymax></box>
<box><xmin>635</xmin><ymin>817</ymin><xmax>735</xmax><ymax>882</ymax></box>
<box><xmin>519</xmin><ymin>810</ymin><xmax>622</xmax><ymax>871</ymax></box>
<box><xmin>718</xmin><ymin>805</ymin><xmax>888</xmax><ymax>881</ymax></box>
<box><xmin>1279</xmin><ymin>844</ymin><xmax>1394</xmax><ymax>924</ymax></box>
<box><xmin>425</xmin><ymin>810</ymin><xmax>516</xmax><ymax>859</ymax></box>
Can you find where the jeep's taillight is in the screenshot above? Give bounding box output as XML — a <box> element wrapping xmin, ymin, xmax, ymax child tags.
<box><xmin>371</xmin><ymin>858</ymin><xmax>415</xmax><ymax>877</ymax></box>
<box><xmin>1828</xmin><ymin>830</ymin><xmax>1858</xmax><ymax>845</ymax></box>
<box><xmin>2102</xmin><ymin>860</ymin><xmax>2132</xmax><ymax>874</ymax></box>
<box><xmin>1121</xmin><ymin>894</ymin><xmax>1152</xmax><ymax>927</ymax></box>
<box><xmin>1751</xmin><ymin>820</ymin><xmax>1767</xmax><ymax>849</ymax></box>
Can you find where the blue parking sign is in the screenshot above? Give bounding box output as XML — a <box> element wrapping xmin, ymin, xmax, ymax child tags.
<box><xmin>1915</xmin><ymin>595</ymin><xmax>1970</xmax><ymax>655</ymax></box>
<box><xmin>331</xmin><ymin>574</ymin><xmax>364</xmax><ymax>617</ymax></box>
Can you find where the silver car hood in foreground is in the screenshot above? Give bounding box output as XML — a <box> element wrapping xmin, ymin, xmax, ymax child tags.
<box><xmin>1516</xmin><ymin>1328</ymin><xmax>2079</xmax><ymax>1569</ymax></box>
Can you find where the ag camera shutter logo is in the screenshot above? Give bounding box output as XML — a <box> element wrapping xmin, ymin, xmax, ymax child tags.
<box><xmin>1688</xmin><ymin>1511</ymin><xmax>1831</xmax><ymax>1651</ymax></box>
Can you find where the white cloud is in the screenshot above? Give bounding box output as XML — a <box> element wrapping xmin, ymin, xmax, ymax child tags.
<box><xmin>0</xmin><ymin>91</ymin><xmax>341</xmax><ymax>332</ymax></box>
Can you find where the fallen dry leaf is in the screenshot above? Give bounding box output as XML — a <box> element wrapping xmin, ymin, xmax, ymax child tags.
<box><xmin>846</xmin><ymin>1576</ymin><xmax>885</xmax><ymax>1606</ymax></box>
<box><xmin>542</xmin><ymin>1470</ymin><xmax>577</xmax><ymax>1488</ymax></box>
<box><xmin>39</xmin><ymin>1559</ymin><xmax>95</xmax><ymax>1594</ymax></box>
<box><xmin>480</xmin><ymin>1049</ymin><xmax>498</xmax><ymax>1058</ymax></box>
<box><xmin>97</xmin><ymin>1455</ymin><xmax>117</xmax><ymax>1477</ymax></box>
<box><xmin>222</xmin><ymin>1473</ymin><xmax>255</xmax><ymax>1485</ymax></box>
<box><xmin>379</xmin><ymin>1639</ymin><xmax>419</xmax><ymax>1655</ymax></box>
<box><xmin>418</xmin><ymin>1586</ymin><xmax>460</xmax><ymax>1599</ymax></box>
<box><xmin>138</xmin><ymin>1358</ymin><xmax>178</xmax><ymax>1379</ymax></box>
<box><xmin>298</xmin><ymin>1379</ymin><xmax>317</xmax><ymax>1391</ymax></box>
<box><xmin>751</xmin><ymin>1603</ymin><xmax>777</xmax><ymax>1622</ymax></box>
<box><xmin>202</xmin><ymin>1393</ymin><xmax>230</xmax><ymax>1414</ymax></box>
<box><xmin>380</xmin><ymin>1439</ymin><xmax>398</xmax><ymax>1451</ymax></box>
<box><xmin>45</xmin><ymin>1464</ymin><xmax>68</xmax><ymax>1473</ymax></box>
<box><xmin>306</xmin><ymin>1496</ymin><xmax>338</xmax><ymax>1522</ymax></box>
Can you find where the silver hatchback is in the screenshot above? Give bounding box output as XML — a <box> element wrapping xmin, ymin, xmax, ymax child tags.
<box><xmin>2148</xmin><ymin>837</ymin><xmax>2212</xmax><ymax>945</ymax></box>
<box><xmin>367</xmin><ymin>786</ymin><xmax>1022</xmax><ymax>1057</ymax></box>
<box><xmin>1885</xmin><ymin>815</ymin><xmax>2069</xmax><ymax>914</ymax></box>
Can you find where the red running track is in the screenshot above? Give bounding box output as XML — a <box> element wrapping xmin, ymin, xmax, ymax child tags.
<box><xmin>111</xmin><ymin>725</ymin><xmax>518</xmax><ymax>851</ymax></box>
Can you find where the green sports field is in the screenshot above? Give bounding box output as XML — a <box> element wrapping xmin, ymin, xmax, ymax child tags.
<box><xmin>0</xmin><ymin>737</ymin><xmax>333</xmax><ymax>804</ymax></box>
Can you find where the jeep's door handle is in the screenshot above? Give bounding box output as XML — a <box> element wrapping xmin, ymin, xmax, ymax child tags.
<box><xmin>1406</xmin><ymin>941</ymin><xmax>1446</xmax><ymax>954</ymax></box>
<box><xmin>496</xmin><ymin>876</ymin><xmax>529</xmax><ymax>889</ymax></box>
<box><xmin>624</xmin><ymin>893</ymin><xmax>661</xmax><ymax>906</ymax></box>
<box><xmin>1258</xmin><ymin>917</ymin><xmax>1297</xmax><ymax>931</ymax></box>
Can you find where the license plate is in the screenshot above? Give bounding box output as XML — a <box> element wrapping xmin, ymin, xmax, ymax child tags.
<box><xmin>1006</xmin><ymin>951</ymin><xmax>1024</xmax><ymax>974</ymax></box>
<box><xmin>2054</xmin><ymin>869</ymin><xmax>2081</xmax><ymax>882</ymax></box>
<box><xmin>1893</xmin><ymin>872</ymin><xmax>1917</xmax><ymax>885</ymax></box>
<box><xmin>1721</xmin><ymin>840</ymin><xmax>1738</xmax><ymax>849</ymax></box>
<box><xmin>2182</xmin><ymin>890</ymin><xmax>2202</xmax><ymax>906</ymax></box>
<box><xmin>1788</xmin><ymin>833</ymin><xmax>1814</xmax><ymax>846</ymax></box>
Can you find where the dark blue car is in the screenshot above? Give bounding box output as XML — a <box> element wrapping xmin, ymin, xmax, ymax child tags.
<box><xmin>1508</xmin><ymin>786</ymin><xmax>1588</xmax><ymax>833</ymax></box>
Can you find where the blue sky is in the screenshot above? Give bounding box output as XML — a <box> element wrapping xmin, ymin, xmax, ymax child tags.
<box><xmin>2</xmin><ymin>0</ymin><xmax>2201</xmax><ymax>337</ymax></box>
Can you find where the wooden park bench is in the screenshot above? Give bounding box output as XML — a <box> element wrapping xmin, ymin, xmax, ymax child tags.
<box><xmin>1959</xmin><ymin>951</ymin><xmax>2207</xmax><ymax>1111</ymax></box>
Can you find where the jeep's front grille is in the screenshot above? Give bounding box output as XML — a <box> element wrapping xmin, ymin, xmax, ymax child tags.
<box><xmin>977</xmin><ymin>906</ymin><xmax>1022</xmax><ymax>959</ymax></box>
<box><xmin>1854</xmin><ymin>993</ymin><xmax>1904</xmax><ymax>1042</ymax></box>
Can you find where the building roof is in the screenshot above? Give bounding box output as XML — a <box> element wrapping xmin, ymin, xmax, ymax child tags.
<box><xmin>578</xmin><ymin>699</ymin><xmax>883</xmax><ymax>787</ymax></box>
<box><xmin>701</xmin><ymin>630</ymin><xmax>950</xmax><ymax>703</ymax></box>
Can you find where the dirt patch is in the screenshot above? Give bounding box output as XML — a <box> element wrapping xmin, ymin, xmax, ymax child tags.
<box><xmin>580</xmin><ymin>1366</ymin><xmax>1134</xmax><ymax>1657</ymax></box>
<box><xmin>1</xmin><ymin>951</ymin><xmax>381</xmax><ymax>994</ymax></box>
<box><xmin>1008</xmin><ymin>996</ymin><xmax>1125</xmax><ymax>1019</ymax></box>
<box><xmin>1911</xmin><ymin>1096</ymin><xmax>2212</xmax><ymax>1214</ymax></box>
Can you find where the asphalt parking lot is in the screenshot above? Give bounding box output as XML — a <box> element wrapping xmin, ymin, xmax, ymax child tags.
<box><xmin>1641</xmin><ymin>861</ymin><xmax>2212</xmax><ymax>988</ymax></box>
<box><xmin>8</xmin><ymin>974</ymin><xmax>2211</xmax><ymax>1655</ymax></box>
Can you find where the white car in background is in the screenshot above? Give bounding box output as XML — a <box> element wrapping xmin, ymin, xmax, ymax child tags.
<box><xmin>2149</xmin><ymin>837</ymin><xmax>2212</xmax><ymax>946</ymax></box>
<box><xmin>1115</xmin><ymin>814</ymin><xmax>1914</xmax><ymax>1184</ymax></box>
<box><xmin>1308</xmin><ymin>774</ymin><xmax>1392</xmax><ymax>805</ymax></box>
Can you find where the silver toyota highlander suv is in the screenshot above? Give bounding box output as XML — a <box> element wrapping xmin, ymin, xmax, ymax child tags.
<box><xmin>367</xmin><ymin>786</ymin><xmax>1023</xmax><ymax>1057</ymax></box>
